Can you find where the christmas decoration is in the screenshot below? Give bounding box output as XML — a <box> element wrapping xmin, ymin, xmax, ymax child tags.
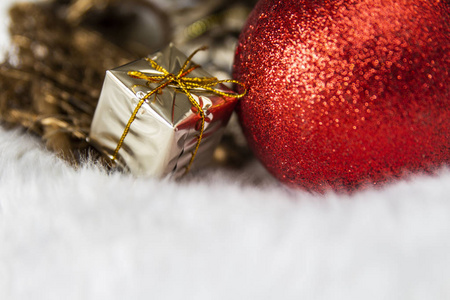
<box><xmin>0</xmin><ymin>1</ymin><xmax>135</xmax><ymax>162</ymax></box>
<box><xmin>0</xmin><ymin>0</ymin><xmax>254</xmax><ymax>169</ymax></box>
<box><xmin>233</xmin><ymin>0</ymin><xmax>450</xmax><ymax>192</ymax></box>
<box><xmin>89</xmin><ymin>44</ymin><xmax>245</xmax><ymax>178</ymax></box>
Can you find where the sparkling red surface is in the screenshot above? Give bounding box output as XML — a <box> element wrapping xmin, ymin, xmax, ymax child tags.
<box><xmin>233</xmin><ymin>0</ymin><xmax>450</xmax><ymax>192</ymax></box>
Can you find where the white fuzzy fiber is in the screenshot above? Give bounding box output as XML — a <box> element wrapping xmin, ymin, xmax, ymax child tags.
<box><xmin>1</xmin><ymin>2</ymin><xmax>450</xmax><ymax>299</ymax></box>
<box><xmin>2</xmin><ymin>126</ymin><xmax>450</xmax><ymax>300</ymax></box>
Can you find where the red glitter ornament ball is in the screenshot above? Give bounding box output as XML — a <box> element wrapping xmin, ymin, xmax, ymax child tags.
<box><xmin>233</xmin><ymin>0</ymin><xmax>450</xmax><ymax>192</ymax></box>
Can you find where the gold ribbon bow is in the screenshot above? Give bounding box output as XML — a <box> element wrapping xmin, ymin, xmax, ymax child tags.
<box><xmin>112</xmin><ymin>46</ymin><xmax>246</xmax><ymax>174</ymax></box>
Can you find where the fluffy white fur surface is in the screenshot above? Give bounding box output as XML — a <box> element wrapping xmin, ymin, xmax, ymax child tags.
<box><xmin>1</xmin><ymin>128</ymin><xmax>450</xmax><ymax>300</ymax></box>
<box><xmin>1</xmin><ymin>1</ymin><xmax>450</xmax><ymax>299</ymax></box>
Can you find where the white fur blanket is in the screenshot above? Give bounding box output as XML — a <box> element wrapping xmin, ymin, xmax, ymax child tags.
<box><xmin>1</xmin><ymin>1</ymin><xmax>450</xmax><ymax>299</ymax></box>
<box><xmin>2</xmin><ymin>128</ymin><xmax>450</xmax><ymax>300</ymax></box>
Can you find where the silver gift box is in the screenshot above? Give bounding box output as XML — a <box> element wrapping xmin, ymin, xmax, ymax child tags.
<box><xmin>89</xmin><ymin>45</ymin><xmax>238</xmax><ymax>178</ymax></box>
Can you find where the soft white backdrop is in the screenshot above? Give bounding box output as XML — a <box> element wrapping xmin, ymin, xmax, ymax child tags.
<box><xmin>1</xmin><ymin>1</ymin><xmax>450</xmax><ymax>299</ymax></box>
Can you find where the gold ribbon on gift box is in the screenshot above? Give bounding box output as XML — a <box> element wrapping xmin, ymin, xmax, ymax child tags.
<box><xmin>112</xmin><ymin>46</ymin><xmax>246</xmax><ymax>174</ymax></box>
